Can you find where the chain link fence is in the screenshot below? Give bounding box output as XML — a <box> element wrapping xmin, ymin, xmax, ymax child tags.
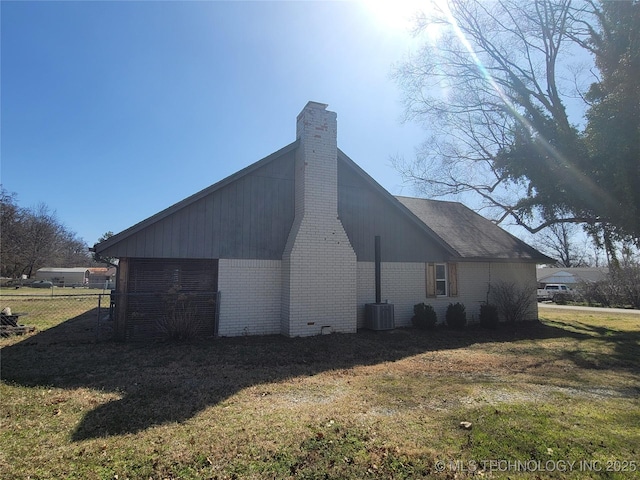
<box><xmin>1</xmin><ymin>289</ymin><xmax>220</xmax><ymax>342</ymax></box>
<box><xmin>0</xmin><ymin>290</ymin><xmax>113</xmax><ymax>341</ymax></box>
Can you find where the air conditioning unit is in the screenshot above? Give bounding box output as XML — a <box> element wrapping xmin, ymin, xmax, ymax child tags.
<box><xmin>365</xmin><ymin>303</ymin><xmax>395</xmax><ymax>331</ymax></box>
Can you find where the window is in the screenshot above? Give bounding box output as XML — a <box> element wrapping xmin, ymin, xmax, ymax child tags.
<box><xmin>435</xmin><ymin>264</ymin><xmax>447</xmax><ymax>296</ymax></box>
<box><xmin>426</xmin><ymin>262</ymin><xmax>458</xmax><ymax>298</ymax></box>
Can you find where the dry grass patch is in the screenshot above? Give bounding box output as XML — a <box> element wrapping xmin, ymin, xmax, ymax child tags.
<box><xmin>1</xmin><ymin>308</ymin><xmax>639</xmax><ymax>479</ymax></box>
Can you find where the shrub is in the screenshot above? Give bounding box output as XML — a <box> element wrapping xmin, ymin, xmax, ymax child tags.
<box><xmin>411</xmin><ymin>303</ymin><xmax>437</xmax><ymax>329</ymax></box>
<box><xmin>445</xmin><ymin>302</ymin><xmax>466</xmax><ymax>329</ymax></box>
<box><xmin>552</xmin><ymin>292</ymin><xmax>571</xmax><ymax>305</ymax></box>
<box><xmin>156</xmin><ymin>293</ymin><xmax>199</xmax><ymax>341</ymax></box>
<box><xmin>578</xmin><ymin>266</ymin><xmax>640</xmax><ymax>309</ymax></box>
<box><xmin>612</xmin><ymin>265</ymin><xmax>640</xmax><ymax>309</ymax></box>
<box><xmin>490</xmin><ymin>280</ymin><xmax>535</xmax><ymax>323</ymax></box>
<box><xmin>479</xmin><ymin>303</ymin><xmax>499</xmax><ymax>329</ymax></box>
<box><xmin>578</xmin><ymin>280</ymin><xmax>613</xmax><ymax>307</ymax></box>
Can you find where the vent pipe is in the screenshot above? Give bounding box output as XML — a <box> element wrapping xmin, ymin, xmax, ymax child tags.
<box><xmin>375</xmin><ymin>235</ymin><xmax>381</xmax><ymax>303</ymax></box>
<box><xmin>365</xmin><ymin>235</ymin><xmax>395</xmax><ymax>330</ymax></box>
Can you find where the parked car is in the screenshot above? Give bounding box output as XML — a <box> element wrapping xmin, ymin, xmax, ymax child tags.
<box><xmin>30</xmin><ymin>280</ymin><xmax>53</xmax><ymax>288</ymax></box>
<box><xmin>537</xmin><ymin>283</ymin><xmax>573</xmax><ymax>302</ymax></box>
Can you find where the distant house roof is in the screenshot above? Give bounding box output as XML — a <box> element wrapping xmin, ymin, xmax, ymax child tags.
<box><xmin>537</xmin><ymin>267</ymin><xmax>609</xmax><ymax>284</ymax></box>
<box><xmin>88</xmin><ymin>267</ymin><xmax>116</xmax><ymax>275</ymax></box>
<box><xmin>36</xmin><ymin>267</ymin><xmax>90</xmax><ymax>274</ymax></box>
<box><xmin>396</xmin><ymin>196</ymin><xmax>550</xmax><ymax>262</ymax></box>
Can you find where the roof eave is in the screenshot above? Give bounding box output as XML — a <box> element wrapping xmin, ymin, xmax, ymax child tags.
<box><xmin>456</xmin><ymin>256</ymin><xmax>552</xmax><ymax>264</ymax></box>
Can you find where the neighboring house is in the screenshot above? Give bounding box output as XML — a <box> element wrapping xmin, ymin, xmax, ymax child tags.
<box><xmin>88</xmin><ymin>267</ymin><xmax>117</xmax><ymax>289</ymax></box>
<box><xmin>35</xmin><ymin>267</ymin><xmax>90</xmax><ymax>287</ymax></box>
<box><xmin>537</xmin><ymin>267</ymin><xmax>609</xmax><ymax>288</ymax></box>
<box><xmin>94</xmin><ymin>102</ymin><xmax>549</xmax><ymax>341</ymax></box>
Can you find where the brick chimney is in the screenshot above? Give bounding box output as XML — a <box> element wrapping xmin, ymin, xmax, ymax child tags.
<box><xmin>281</xmin><ymin>102</ymin><xmax>357</xmax><ymax>336</ymax></box>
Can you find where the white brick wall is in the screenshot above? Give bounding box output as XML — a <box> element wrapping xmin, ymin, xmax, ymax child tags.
<box><xmin>452</xmin><ymin>262</ymin><xmax>490</xmax><ymax>321</ymax></box>
<box><xmin>450</xmin><ymin>262</ymin><xmax>537</xmax><ymax>322</ymax></box>
<box><xmin>216</xmin><ymin>259</ymin><xmax>537</xmax><ymax>337</ymax></box>
<box><xmin>217</xmin><ymin>259</ymin><xmax>282</xmax><ymax>336</ymax></box>
<box><xmin>357</xmin><ymin>262</ymin><xmax>426</xmax><ymax>328</ymax></box>
<box><xmin>357</xmin><ymin>261</ymin><xmax>539</xmax><ymax>328</ymax></box>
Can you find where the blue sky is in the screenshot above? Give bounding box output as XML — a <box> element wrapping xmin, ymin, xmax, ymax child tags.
<box><xmin>2</xmin><ymin>0</ymin><xmax>431</xmax><ymax>246</ymax></box>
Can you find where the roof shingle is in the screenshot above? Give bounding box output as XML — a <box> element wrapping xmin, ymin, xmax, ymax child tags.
<box><xmin>395</xmin><ymin>196</ymin><xmax>549</xmax><ymax>262</ymax></box>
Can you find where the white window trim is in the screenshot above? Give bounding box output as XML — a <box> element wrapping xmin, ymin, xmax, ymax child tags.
<box><xmin>435</xmin><ymin>263</ymin><xmax>448</xmax><ymax>297</ymax></box>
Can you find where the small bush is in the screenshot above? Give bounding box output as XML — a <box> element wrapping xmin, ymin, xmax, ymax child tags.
<box><xmin>490</xmin><ymin>280</ymin><xmax>535</xmax><ymax>323</ymax></box>
<box><xmin>156</xmin><ymin>293</ymin><xmax>199</xmax><ymax>341</ymax></box>
<box><xmin>445</xmin><ymin>302</ymin><xmax>466</xmax><ymax>329</ymax></box>
<box><xmin>578</xmin><ymin>280</ymin><xmax>612</xmax><ymax>307</ymax></box>
<box><xmin>411</xmin><ymin>303</ymin><xmax>437</xmax><ymax>329</ymax></box>
<box><xmin>577</xmin><ymin>266</ymin><xmax>640</xmax><ymax>308</ymax></box>
<box><xmin>552</xmin><ymin>292</ymin><xmax>571</xmax><ymax>305</ymax></box>
<box><xmin>479</xmin><ymin>303</ymin><xmax>499</xmax><ymax>329</ymax></box>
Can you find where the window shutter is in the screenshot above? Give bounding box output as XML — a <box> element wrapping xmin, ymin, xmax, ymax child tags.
<box><xmin>426</xmin><ymin>263</ymin><xmax>436</xmax><ymax>298</ymax></box>
<box><xmin>448</xmin><ymin>262</ymin><xmax>458</xmax><ymax>297</ymax></box>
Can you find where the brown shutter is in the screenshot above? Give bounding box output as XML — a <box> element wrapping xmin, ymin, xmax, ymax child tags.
<box><xmin>448</xmin><ymin>262</ymin><xmax>458</xmax><ymax>297</ymax></box>
<box><xmin>426</xmin><ymin>263</ymin><xmax>436</xmax><ymax>297</ymax></box>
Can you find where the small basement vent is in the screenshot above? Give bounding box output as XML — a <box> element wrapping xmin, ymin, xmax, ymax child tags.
<box><xmin>365</xmin><ymin>303</ymin><xmax>395</xmax><ymax>331</ymax></box>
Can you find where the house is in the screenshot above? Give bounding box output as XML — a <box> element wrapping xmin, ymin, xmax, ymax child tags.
<box><xmin>537</xmin><ymin>267</ymin><xmax>608</xmax><ymax>288</ymax></box>
<box><xmin>34</xmin><ymin>267</ymin><xmax>90</xmax><ymax>287</ymax></box>
<box><xmin>94</xmin><ymin>101</ymin><xmax>549</xmax><ymax>341</ymax></box>
<box><xmin>88</xmin><ymin>267</ymin><xmax>117</xmax><ymax>289</ymax></box>
<box><xmin>34</xmin><ymin>267</ymin><xmax>116</xmax><ymax>288</ymax></box>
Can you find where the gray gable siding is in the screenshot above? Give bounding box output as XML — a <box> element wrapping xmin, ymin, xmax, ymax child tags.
<box><xmin>337</xmin><ymin>156</ymin><xmax>452</xmax><ymax>263</ymax></box>
<box><xmin>97</xmin><ymin>144</ymin><xmax>462</xmax><ymax>263</ymax></box>
<box><xmin>98</xmin><ymin>148</ymin><xmax>295</xmax><ymax>259</ymax></box>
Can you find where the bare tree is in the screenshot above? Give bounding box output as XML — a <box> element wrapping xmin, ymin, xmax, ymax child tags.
<box><xmin>533</xmin><ymin>221</ymin><xmax>589</xmax><ymax>267</ymax></box>
<box><xmin>0</xmin><ymin>187</ymin><xmax>24</xmax><ymax>278</ymax></box>
<box><xmin>393</xmin><ymin>0</ymin><xmax>637</xmax><ymax>243</ymax></box>
<box><xmin>0</xmin><ymin>188</ymin><xmax>91</xmax><ymax>278</ymax></box>
<box><xmin>19</xmin><ymin>203</ymin><xmax>67</xmax><ymax>278</ymax></box>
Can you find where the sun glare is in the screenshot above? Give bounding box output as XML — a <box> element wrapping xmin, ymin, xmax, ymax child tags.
<box><xmin>359</xmin><ymin>0</ymin><xmax>446</xmax><ymax>40</ymax></box>
<box><xmin>361</xmin><ymin>0</ymin><xmax>426</xmax><ymax>31</ymax></box>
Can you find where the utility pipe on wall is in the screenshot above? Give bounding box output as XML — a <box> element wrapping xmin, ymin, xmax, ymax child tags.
<box><xmin>375</xmin><ymin>235</ymin><xmax>381</xmax><ymax>304</ymax></box>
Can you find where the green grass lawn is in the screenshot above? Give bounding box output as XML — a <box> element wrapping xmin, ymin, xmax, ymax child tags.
<box><xmin>1</xmin><ymin>306</ymin><xmax>638</xmax><ymax>479</ymax></box>
<box><xmin>1</xmin><ymin>288</ymin><xmax>106</xmax><ymax>333</ymax></box>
